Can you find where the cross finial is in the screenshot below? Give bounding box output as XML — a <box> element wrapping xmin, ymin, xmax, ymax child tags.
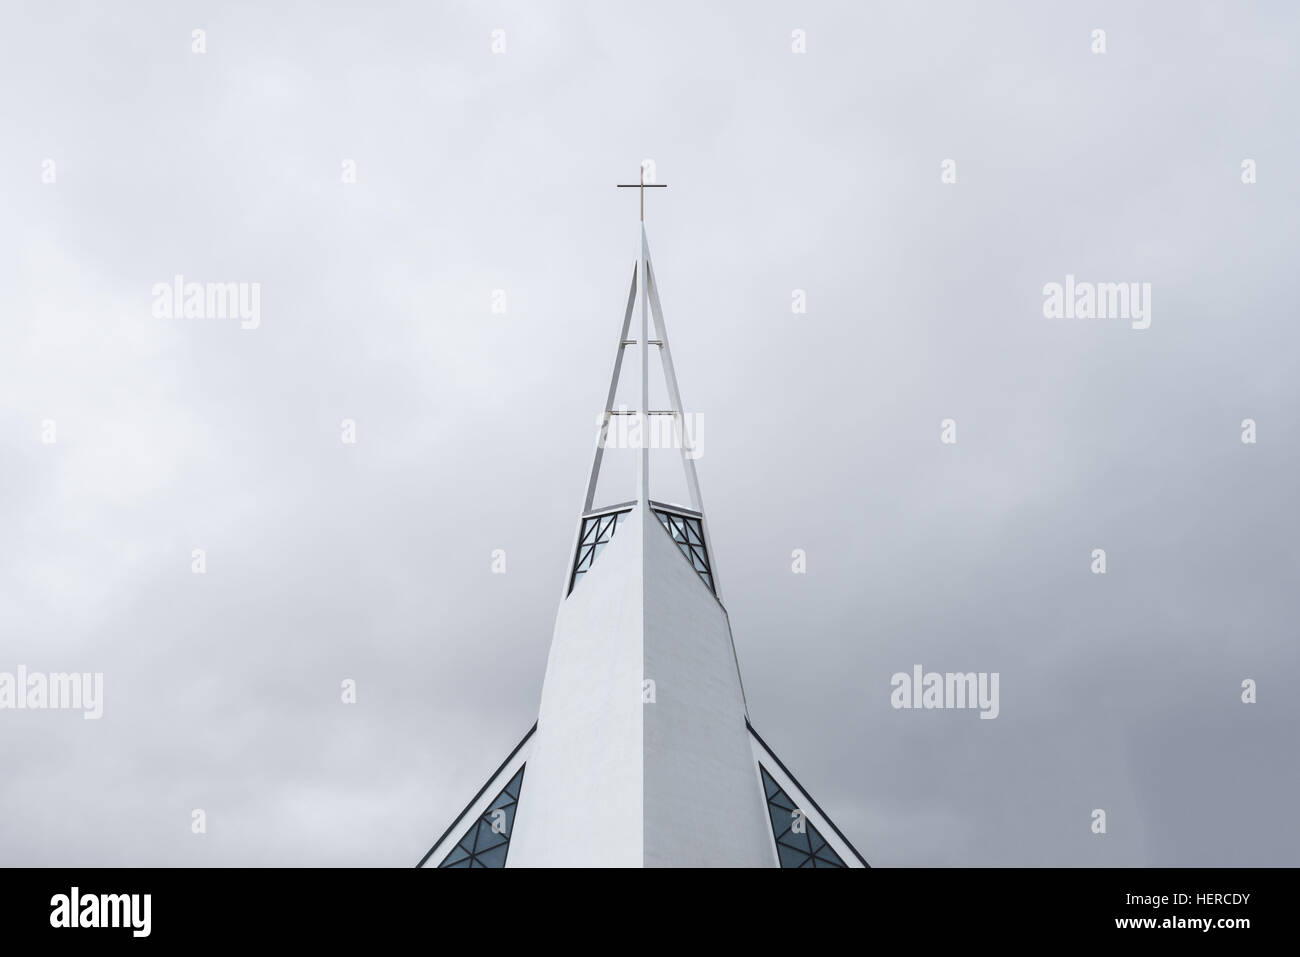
<box><xmin>617</xmin><ymin>165</ymin><xmax>668</xmax><ymax>222</ymax></box>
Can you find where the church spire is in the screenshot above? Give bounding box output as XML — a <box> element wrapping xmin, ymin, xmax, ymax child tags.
<box><xmin>416</xmin><ymin>181</ymin><xmax>868</xmax><ymax>868</ymax></box>
<box><xmin>571</xmin><ymin>183</ymin><xmax>720</xmax><ymax>603</ymax></box>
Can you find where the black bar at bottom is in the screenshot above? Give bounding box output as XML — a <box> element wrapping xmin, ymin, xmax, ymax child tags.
<box><xmin>0</xmin><ymin>866</ymin><xmax>1281</xmax><ymax>943</ymax></box>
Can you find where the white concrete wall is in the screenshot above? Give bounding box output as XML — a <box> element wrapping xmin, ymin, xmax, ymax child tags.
<box><xmin>507</xmin><ymin>509</ymin><xmax>645</xmax><ymax>866</ymax></box>
<box><xmin>508</xmin><ymin>503</ymin><xmax>785</xmax><ymax>867</ymax></box>
<box><xmin>642</xmin><ymin>511</ymin><xmax>774</xmax><ymax>867</ymax></box>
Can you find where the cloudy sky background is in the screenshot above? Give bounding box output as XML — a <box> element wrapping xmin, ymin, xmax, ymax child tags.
<box><xmin>1</xmin><ymin>0</ymin><xmax>1297</xmax><ymax>866</ymax></box>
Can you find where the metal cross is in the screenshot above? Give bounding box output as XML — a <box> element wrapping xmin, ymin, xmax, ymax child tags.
<box><xmin>616</xmin><ymin>166</ymin><xmax>667</xmax><ymax>222</ymax></box>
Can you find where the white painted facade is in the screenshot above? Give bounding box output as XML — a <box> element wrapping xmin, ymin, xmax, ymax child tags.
<box><xmin>507</xmin><ymin>508</ymin><xmax>646</xmax><ymax>866</ymax></box>
<box><xmin>640</xmin><ymin>502</ymin><xmax>772</xmax><ymax>866</ymax></box>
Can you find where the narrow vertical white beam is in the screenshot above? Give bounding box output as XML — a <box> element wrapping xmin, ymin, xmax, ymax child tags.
<box><xmin>637</xmin><ymin>226</ymin><xmax>651</xmax><ymax>507</ymax></box>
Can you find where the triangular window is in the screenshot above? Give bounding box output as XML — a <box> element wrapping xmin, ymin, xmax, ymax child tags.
<box><xmin>758</xmin><ymin>765</ymin><xmax>846</xmax><ymax>868</ymax></box>
<box><xmin>438</xmin><ymin>766</ymin><xmax>526</xmax><ymax>868</ymax></box>
<box><xmin>569</xmin><ymin>509</ymin><xmax>631</xmax><ymax>594</ymax></box>
<box><xmin>652</xmin><ymin>507</ymin><xmax>715</xmax><ymax>596</ymax></box>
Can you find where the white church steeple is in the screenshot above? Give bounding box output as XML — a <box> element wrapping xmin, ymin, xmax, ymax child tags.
<box><xmin>417</xmin><ymin>177</ymin><xmax>868</xmax><ymax>868</ymax></box>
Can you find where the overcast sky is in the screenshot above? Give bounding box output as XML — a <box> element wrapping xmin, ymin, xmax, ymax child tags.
<box><xmin>1</xmin><ymin>1</ymin><xmax>1297</xmax><ymax>866</ymax></box>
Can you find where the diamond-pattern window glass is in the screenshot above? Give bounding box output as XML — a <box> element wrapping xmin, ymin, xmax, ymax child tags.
<box><xmin>438</xmin><ymin>766</ymin><xmax>526</xmax><ymax>868</ymax></box>
<box><xmin>758</xmin><ymin>765</ymin><xmax>846</xmax><ymax>868</ymax></box>
<box><xmin>569</xmin><ymin>509</ymin><xmax>631</xmax><ymax>594</ymax></box>
<box><xmin>652</xmin><ymin>507</ymin><xmax>715</xmax><ymax>595</ymax></box>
